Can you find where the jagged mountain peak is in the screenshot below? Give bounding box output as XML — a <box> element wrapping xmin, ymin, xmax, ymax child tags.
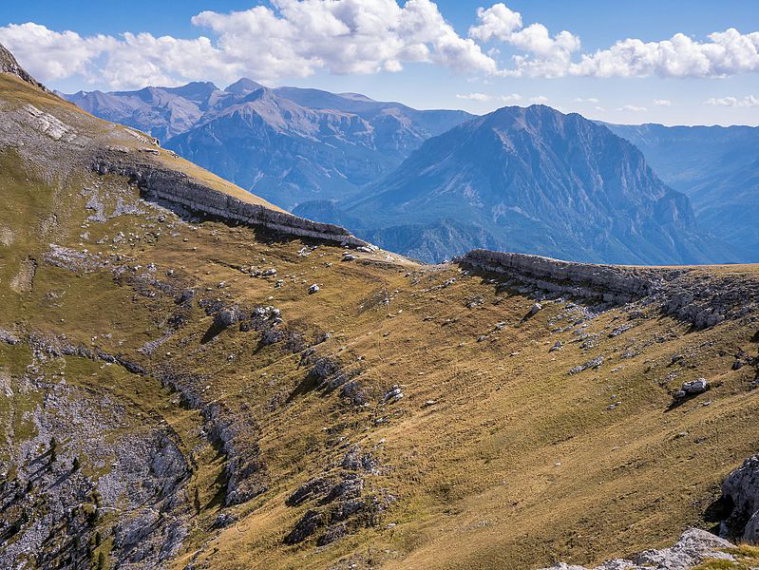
<box><xmin>343</xmin><ymin>103</ymin><xmax>735</xmax><ymax>265</ymax></box>
<box><xmin>164</xmin><ymin>80</ymin><xmax>220</xmax><ymax>101</ymax></box>
<box><xmin>225</xmin><ymin>77</ymin><xmax>265</xmax><ymax>95</ymax></box>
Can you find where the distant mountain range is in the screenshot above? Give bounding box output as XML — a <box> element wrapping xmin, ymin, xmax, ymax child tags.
<box><xmin>66</xmin><ymin>83</ymin><xmax>757</xmax><ymax>265</ymax></box>
<box><xmin>67</xmin><ymin>81</ymin><xmax>470</xmax><ymax>209</ymax></box>
<box><xmin>298</xmin><ymin>105</ymin><xmax>736</xmax><ymax>264</ymax></box>
<box><xmin>606</xmin><ymin>123</ymin><xmax>759</xmax><ymax>257</ymax></box>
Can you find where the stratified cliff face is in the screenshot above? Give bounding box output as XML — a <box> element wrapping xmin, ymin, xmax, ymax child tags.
<box><xmin>92</xmin><ymin>151</ymin><xmax>369</xmax><ymax>248</ymax></box>
<box><xmin>459</xmin><ymin>249</ymin><xmax>759</xmax><ymax>329</ymax></box>
<box><xmin>345</xmin><ymin>105</ymin><xmax>735</xmax><ymax>265</ymax></box>
<box><xmin>607</xmin><ymin>122</ymin><xmax>759</xmax><ymax>261</ymax></box>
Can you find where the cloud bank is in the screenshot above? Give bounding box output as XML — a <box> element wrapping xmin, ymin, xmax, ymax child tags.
<box><xmin>0</xmin><ymin>1</ymin><xmax>758</xmax><ymax>89</ymax></box>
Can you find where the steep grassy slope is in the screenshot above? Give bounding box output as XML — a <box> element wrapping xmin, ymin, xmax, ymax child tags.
<box><xmin>2</xmin><ymin>52</ymin><xmax>759</xmax><ymax>570</ymax></box>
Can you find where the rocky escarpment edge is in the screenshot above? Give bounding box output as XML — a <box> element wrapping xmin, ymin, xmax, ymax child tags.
<box><xmin>92</xmin><ymin>152</ymin><xmax>371</xmax><ymax>248</ymax></box>
<box><xmin>458</xmin><ymin>249</ymin><xmax>682</xmax><ymax>303</ymax></box>
<box><xmin>0</xmin><ymin>42</ymin><xmax>47</xmax><ymax>91</ymax></box>
<box><xmin>458</xmin><ymin>249</ymin><xmax>759</xmax><ymax>329</ymax></box>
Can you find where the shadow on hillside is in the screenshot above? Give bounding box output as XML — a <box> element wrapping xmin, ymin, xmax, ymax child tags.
<box><xmin>200</xmin><ymin>322</ymin><xmax>224</xmax><ymax>344</ymax></box>
<box><xmin>287</xmin><ymin>374</ymin><xmax>318</xmax><ymax>403</ymax></box>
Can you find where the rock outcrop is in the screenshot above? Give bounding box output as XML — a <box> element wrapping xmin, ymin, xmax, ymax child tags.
<box><xmin>0</xmin><ymin>42</ymin><xmax>46</xmax><ymax>91</ymax></box>
<box><xmin>92</xmin><ymin>152</ymin><xmax>370</xmax><ymax>248</ymax></box>
<box><xmin>539</xmin><ymin>528</ymin><xmax>736</xmax><ymax>570</ymax></box>
<box><xmin>459</xmin><ymin>249</ymin><xmax>668</xmax><ymax>303</ymax></box>
<box><xmin>459</xmin><ymin>249</ymin><xmax>759</xmax><ymax>329</ymax></box>
<box><xmin>718</xmin><ymin>453</ymin><xmax>759</xmax><ymax>544</ymax></box>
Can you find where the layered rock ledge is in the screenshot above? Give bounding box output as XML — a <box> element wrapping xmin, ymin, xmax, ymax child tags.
<box><xmin>92</xmin><ymin>152</ymin><xmax>370</xmax><ymax>248</ymax></box>
<box><xmin>458</xmin><ymin>249</ymin><xmax>759</xmax><ymax>328</ymax></box>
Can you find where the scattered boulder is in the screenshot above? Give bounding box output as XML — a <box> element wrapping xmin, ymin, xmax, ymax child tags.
<box><xmin>384</xmin><ymin>385</ymin><xmax>403</xmax><ymax>402</ymax></box>
<box><xmin>308</xmin><ymin>284</ymin><xmax>320</xmax><ymax>294</ymax></box>
<box><xmin>0</xmin><ymin>328</ymin><xmax>21</xmax><ymax>345</ymax></box>
<box><xmin>675</xmin><ymin>378</ymin><xmax>709</xmax><ymax>399</ymax></box>
<box><xmin>569</xmin><ymin>356</ymin><xmax>604</xmax><ymax>375</ymax></box>
<box><xmin>214</xmin><ymin>307</ymin><xmax>243</xmax><ymax>329</ymax></box>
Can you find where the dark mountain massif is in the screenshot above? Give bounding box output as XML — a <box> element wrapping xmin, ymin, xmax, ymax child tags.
<box><xmin>328</xmin><ymin>105</ymin><xmax>738</xmax><ymax>264</ymax></box>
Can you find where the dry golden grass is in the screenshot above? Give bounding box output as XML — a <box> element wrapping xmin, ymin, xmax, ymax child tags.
<box><xmin>2</xmin><ymin>71</ymin><xmax>759</xmax><ymax>570</ymax></box>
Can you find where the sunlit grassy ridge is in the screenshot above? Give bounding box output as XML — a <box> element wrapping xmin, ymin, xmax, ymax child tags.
<box><xmin>1</xmin><ymin>68</ymin><xmax>759</xmax><ymax>570</ymax></box>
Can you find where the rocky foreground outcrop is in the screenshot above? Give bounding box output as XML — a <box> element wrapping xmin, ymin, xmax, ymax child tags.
<box><xmin>459</xmin><ymin>249</ymin><xmax>759</xmax><ymax>329</ymax></box>
<box><xmin>719</xmin><ymin>453</ymin><xmax>759</xmax><ymax>544</ymax></box>
<box><xmin>0</xmin><ymin>43</ymin><xmax>46</xmax><ymax>91</ymax></box>
<box><xmin>543</xmin><ymin>452</ymin><xmax>759</xmax><ymax>570</ymax></box>
<box><xmin>540</xmin><ymin>528</ymin><xmax>736</xmax><ymax>570</ymax></box>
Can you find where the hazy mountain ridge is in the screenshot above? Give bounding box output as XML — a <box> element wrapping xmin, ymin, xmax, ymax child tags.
<box><xmin>66</xmin><ymin>81</ymin><xmax>472</xmax><ymax>209</ymax></box>
<box><xmin>606</xmin><ymin>122</ymin><xmax>759</xmax><ymax>255</ymax></box>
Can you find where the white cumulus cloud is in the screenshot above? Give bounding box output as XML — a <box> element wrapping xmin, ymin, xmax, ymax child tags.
<box><xmin>618</xmin><ymin>104</ymin><xmax>647</xmax><ymax>112</ymax></box>
<box><xmin>570</xmin><ymin>28</ymin><xmax>759</xmax><ymax>78</ymax></box>
<box><xmin>500</xmin><ymin>93</ymin><xmax>522</xmax><ymax>103</ymax></box>
<box><xmin>456</xmin><ymin>92</ymin><xmax>492</xmax><ymax>101</ymax></box>
<box><xmin>0</xmin><ymin>0</ymin><xmax>497</xmax><ymax>89</ymax></box>
<box><xmin>1</xmin><ymin>1</ymin><xmax>759</xmax><ymax>90</ymax></box>
<box><xmin>0</xmin><ymin>23</ymin><xmax>115</xmax><ymax>82</ymax></box>
<box><xmin>455</xmin><ymin>92</ymin><xmax>522</xmax><ymax>104</ymax></box>
<box><xmin>470</xmin><ymin>3</ymin><xmax>580</xmax><ymax>77</ymax></box>
<box><xmin>194</xmin><ymin>0</ymin><xmax>497</xmax><ymax>77</ymax></box>
<box><xmin>705</xmin><ymin>95</ymin><xmax>759</xmax><ymax>107</ymax></box>
<box><xmin>653</xmin><ymin>99</ymin><xmax>672</xmax><ymax>106</ymax></box>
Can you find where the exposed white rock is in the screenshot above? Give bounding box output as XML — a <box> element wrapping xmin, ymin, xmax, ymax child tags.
<box><xmin>21</xmin><ymin>104</ymin><xmax>76</xmax><ymax>142</ymax></box>
<box><xmin>682</xmin><ymin>378</ymin><xmax>709</xmax><ymax>395</ymax></box>
<box><xmin>538</xmin><ymin>528</ymin><xmax>735</xmax><ymax>570</ymax></box>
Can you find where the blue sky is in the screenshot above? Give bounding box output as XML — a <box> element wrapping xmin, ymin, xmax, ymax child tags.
<box><xmin>1</xmin><ymin>1</ymin><xmax>757</xmax><ymax>125</ymax></box>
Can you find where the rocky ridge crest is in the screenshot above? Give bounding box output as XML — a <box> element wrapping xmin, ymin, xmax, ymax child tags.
<box><xmin>0</xmin><ymin>43</ymin><xmax>46</xmax><ymax>91</ymax></box>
